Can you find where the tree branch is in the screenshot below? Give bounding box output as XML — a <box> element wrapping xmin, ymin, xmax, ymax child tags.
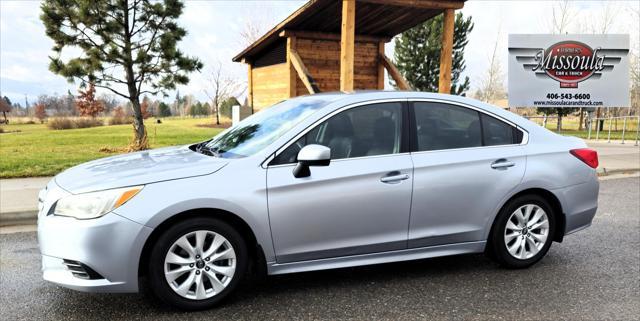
<box><xmin>76</xmin><ymin>76</ymin><xmax>130</xmax><ymax>100</ymax></box>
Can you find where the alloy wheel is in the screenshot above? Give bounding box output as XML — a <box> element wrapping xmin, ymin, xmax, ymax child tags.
<box><xmin>504</xmin><ymin>204</ymin><xmax>549</xmax><ymax>260</ymax></box>
<box><xmin>163</xmin><ymin>230</ymin><xmax>236</xmax><ymax>300</ymax></box>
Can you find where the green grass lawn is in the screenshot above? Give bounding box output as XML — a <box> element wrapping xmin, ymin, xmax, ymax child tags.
<box><xmin>0</xmin><ymin>118</ymin><xmax>223</xmax><ymax>178</ymax></box>
<box><xmin>525</xmin><ymin>116</ymin><xmax>639</xmax><ymax>141</ymax></box>
<box><xmin>1</xmin><ymin>115</ymin><xmax>638</xmax><ymax>179</ymax></box>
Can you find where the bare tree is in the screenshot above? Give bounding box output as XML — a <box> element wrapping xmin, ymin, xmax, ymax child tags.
<box><xmin>239</xmin><ymin>21</ymin><xmax>266</xmax><ymax>47</ymax></box>
<box><xmin>591</xmin><ymin>2</ymin><xmax>619</xmax><ymax>34</ymax></box>
<box><xmin>237</xmin><ymin>4</ymin><xmax>274</xmax><ymax>48</ymax></box>
<box><xmin>204</xmin><ymin>61</ymin><xmax>245</xmax><ymax>125</ymax></box>
<box><xmin>476</xmin><ymin>31</ymin><xmax>505</xmax><ymax>104</ymax></box>
<box><xmin>582</xmin><ymin>2</ymin><xmax>622</xmax><ymax>128</ymax></box>
<box><xmin>549</xmin><ymin>0</ymin><xmax>574</xmax><ymax>34</ymax></box>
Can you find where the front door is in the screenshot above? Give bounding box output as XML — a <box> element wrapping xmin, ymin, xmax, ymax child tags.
<box><xmin>266</xmin><ymin>102</ymin><xmax>413</xmax><ymax>263</ymax></box>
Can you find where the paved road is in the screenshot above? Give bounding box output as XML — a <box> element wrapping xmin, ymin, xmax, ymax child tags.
<box><xmin>1</xmin><ymin>178</ymin><xmax>638</xmax><ymax>320</ymax></box>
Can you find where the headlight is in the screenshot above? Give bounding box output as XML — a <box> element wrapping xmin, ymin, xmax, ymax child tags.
<box><xmin>53</xmin><ymin>186</ymin><xmax>143</xmax><ymax>220</ymax></box>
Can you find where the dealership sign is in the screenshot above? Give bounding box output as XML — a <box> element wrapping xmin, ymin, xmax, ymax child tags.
<box><xmin>508</xmin><ymin>34</ymin><xmax>630</xmax><ymax>108</ymax></box>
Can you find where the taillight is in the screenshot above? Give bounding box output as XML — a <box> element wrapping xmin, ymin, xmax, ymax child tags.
<box><xmin>570</xmin><ymin>148</ymin><xmax>598</xmax><ymax>169</ymax></box>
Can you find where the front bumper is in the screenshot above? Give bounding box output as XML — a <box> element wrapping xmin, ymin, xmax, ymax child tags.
<box><xmin>38</xmin><ymin>181</ymin><xmax>152</xmax><ymax>293</ymax></box>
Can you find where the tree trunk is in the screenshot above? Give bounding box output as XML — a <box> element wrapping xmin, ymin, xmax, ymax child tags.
<box><xmin>214</xmin><ymin>97</ymin><xmax>220</xmax><ymax>125</ymax></box>
<box><xmin>578</xmin><ymin>108</ymin><xmax>584</xmax><ymax>131</ymax></box>
<box><xmin>557</xmin><ymin>114</ymin><xmax>563</xmax><ymax>132</ymax></box>
<box><xmin>129</xmin><ymin>98</ymin><xmax>147</xmax><ymax>150</ymax></box>
<box><xmin>123</xmin><ymin>1</ymin><xmax>147</xmax><ymax>151</ymax></box>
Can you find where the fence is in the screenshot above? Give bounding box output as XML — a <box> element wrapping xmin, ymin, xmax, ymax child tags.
<box><xmin>586</xmin><ymin>115</ymin><xmax>640</xmax><ymax>145</ymax></box>
<box><xmin>523</xmin><ymin>114</ymin><xmax>639</xmax><ymax>145</ymax></box>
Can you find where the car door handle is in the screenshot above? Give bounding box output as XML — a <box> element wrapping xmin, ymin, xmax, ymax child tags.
<box><xmin>380</xmin><ymin>173</ymin><xmax>410</xmax><ymax>183</ymax></box>
<box><xmin>491</xmin><ymin>159</ymin><xmax>515</xmax><ymax>169</ymax></box>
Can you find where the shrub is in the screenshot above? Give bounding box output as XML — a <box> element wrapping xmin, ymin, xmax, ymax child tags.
<box><xmin>48</xmin><ymin>117</ymin><xmax>104</xmax><ymax>130</ymax></box>
<box><xmin>74</xmin><ymin>118</ymin><xmax>103</xmax><ymax>128</ymax></box>
<box><xmin>48</xmin><ymin>118</ymin><xmax>74</xmax><ymax>130</ymax></box>
<box><xmin>108</xmin><ymin>116</ymin><xmax>133</xmax><ymax>125</ymax></box>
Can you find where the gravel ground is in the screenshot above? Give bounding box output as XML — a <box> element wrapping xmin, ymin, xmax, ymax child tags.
<box><xmin>1</xmin><ymin>177</ymin><xmax>638</xmax><ymax>320</ymax></box>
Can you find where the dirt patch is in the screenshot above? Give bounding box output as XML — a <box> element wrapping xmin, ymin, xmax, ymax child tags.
<box><xmin>195</xmin><ymin>122</ymin><xmax>232</xmax><ymax>129</ymax></box>
<box><xmin>98</xmin><ymin>146</ymin><xmax>127</xmax><ymax>153</ymax></box>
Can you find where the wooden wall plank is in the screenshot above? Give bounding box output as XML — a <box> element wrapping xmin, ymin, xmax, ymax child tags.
<box><xmin>296</xmin><ymin>38</ymin><xmax>379</xmax><ymax>92</ymax></box>
<box><xmin>252</xmin><ymin>63</ymin><xmax>290</xmax><ymax>110</ymax></box>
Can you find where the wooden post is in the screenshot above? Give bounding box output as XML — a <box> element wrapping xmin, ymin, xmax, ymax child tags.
<box><xmin>340</xmin><ymin>0</ymin><xmax>356</xmax><ymax>92</ymax></box>
<box><xmin>287</xmin><ymin>36</ymin><xmax>297</xmax><ymax>98</ymax></box>
<box><xmin>377</xmin><ymin>42</ymin><xmax>385</xmax><ymax>90</ymax></box>
<box><xmin>247</xmin><ymin>63</ymin><xmax>254</xmax><ymax>114</ymax></box>
<box><xmin>438</xmin><ymin>8</ymin><xmax>455</xmax><ymax>94</ymax></box>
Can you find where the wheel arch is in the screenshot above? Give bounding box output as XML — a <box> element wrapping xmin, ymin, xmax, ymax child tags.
<box><xmin>490</xmin><ymin>188</ymin><xmax>566</xmax><ymax>243</ymax></box>
<box><xmin>137</xmin><ymin>208</ymin><xmax>267</xmax><ymax>278</ymax></box>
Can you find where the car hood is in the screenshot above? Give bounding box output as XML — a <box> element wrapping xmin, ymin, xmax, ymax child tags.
<box><xmin>55</xmin><ymin>145</ymin><xmax>228</xmax><ymax>194</ymax></box>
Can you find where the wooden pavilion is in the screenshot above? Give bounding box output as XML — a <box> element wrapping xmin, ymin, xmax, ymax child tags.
<box><xmin>233</xmin><ymin>0</ymin><xmax>466</xmax><ymax>111</ymax></box>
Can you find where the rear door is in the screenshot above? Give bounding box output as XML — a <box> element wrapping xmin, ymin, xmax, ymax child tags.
<box><xmin>266</xmin><ymin>101</ymin><xmax>414</xmax><ymax>263</ymax></box>
<box><xmin>408</xmin><ymin>101</ymin><xmax>527</xmax><ymax>248</ymax></box>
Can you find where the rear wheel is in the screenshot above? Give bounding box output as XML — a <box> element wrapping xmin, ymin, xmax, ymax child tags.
<box><xmin>147</xmin><ymin>217</ymin><xmax>248</xmax><ymax>310</ymax></box>
<box><xmin>488</xmin><ymin>195</ymin><xmax>556</xmax><ymax>268</ymax></box>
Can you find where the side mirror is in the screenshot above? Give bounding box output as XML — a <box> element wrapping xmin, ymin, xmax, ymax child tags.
<box><xmin>293</xmin><ymin>144</ymin><xmax>331</xmax><ymax>178</ymax></box>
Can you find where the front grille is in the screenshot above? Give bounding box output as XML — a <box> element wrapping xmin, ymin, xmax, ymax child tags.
<box><xmin>62</xmin><ymin>259</ymin><xmax>104</xmax><ymax>280</ymax></box>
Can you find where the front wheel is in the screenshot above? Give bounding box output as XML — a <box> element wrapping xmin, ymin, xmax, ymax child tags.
<box><xmin>147</xmin><ymin>217</ymin><xmax>248</xmax><ymax>310</ymax></box>
<box><xmin>487</xmin><ymin>195</ymin><xmax>556</xmax><ymax>269</ymax></box>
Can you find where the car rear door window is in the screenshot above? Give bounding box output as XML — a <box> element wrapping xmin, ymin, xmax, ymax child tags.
<box><xmin>481</xmin><ymin>113</ymin><xmax>515</xmax><ymax>146</ymax></box>
<box><xmin>271</xmin><ymin>102</ymin><xmax>403</xmax><ymax>165</ymax></box>
<box><xmin>413</xmin><ymin>102</ymin><xmax>481</xmax><ymax>151</ymax></box>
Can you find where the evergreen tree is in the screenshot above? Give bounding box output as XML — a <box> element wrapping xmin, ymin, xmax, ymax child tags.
<box><xmin>41</xmin><ymin>0</ymin><xmax>202</xmax><ymax>150</ymax></box>
<box><xmin>220</xmin><ymin>97</ymin><xmax>240</xmax><ymax>119</ymax></box>
<box><xmin>393</xmin><ymin>12</ymin><xmax>473</xmax><ymax>95</ymax></box>
<box><xmin>158</xmin><ymin>102</ymin><xmax>171</xmax><ymax>117</ymax></box>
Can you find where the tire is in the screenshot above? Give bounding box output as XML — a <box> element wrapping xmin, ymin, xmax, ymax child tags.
<box><xmin>487</xmin><ymin>194</ymin><xmax>556</xmax><ymax>269</ymax></box>
<box><xmin>147</xmin><ymin>217</ymin><xmax>248</xmax><ymax>310</ymax></box>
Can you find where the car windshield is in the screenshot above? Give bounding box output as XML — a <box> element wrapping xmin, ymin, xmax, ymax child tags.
<box><xmin>196</xmin><ymin>99</ymin><xmax>327</xmax><ymax>158</ymax></box>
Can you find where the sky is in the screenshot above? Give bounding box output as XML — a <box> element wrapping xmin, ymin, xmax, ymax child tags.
<box><xmin>0</xmin><ymin>0</ymin><xmax>638</xmax><ymax>106</ymax></box>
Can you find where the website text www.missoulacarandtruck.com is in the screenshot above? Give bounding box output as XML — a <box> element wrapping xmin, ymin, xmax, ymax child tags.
<box><xmin>533</xmin><ymin>100</ymin><xmax>604</xmax><ymax>106</ymax></box>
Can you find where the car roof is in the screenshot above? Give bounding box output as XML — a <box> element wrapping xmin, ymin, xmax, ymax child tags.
<box><xmin>288</xmin><ymin>90</ymin><xmax>548</xmax><ymax>136</ymax></box>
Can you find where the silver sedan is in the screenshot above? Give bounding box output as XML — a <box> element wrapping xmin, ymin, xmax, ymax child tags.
<box><xmin>38</xmin><ymin>91</ymin><xmax>599</xmax><ymax>310</ymax></box>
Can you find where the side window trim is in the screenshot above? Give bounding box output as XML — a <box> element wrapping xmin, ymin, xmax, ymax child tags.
<box><xmin>407</xmin><ymin>99</ymin><xmax>528</xmax><ymax>153</ymax></box>
<box><xmin>265</xmin><ymin>99</ymin><xmax>409</xmax><ymax>167</ymax></box>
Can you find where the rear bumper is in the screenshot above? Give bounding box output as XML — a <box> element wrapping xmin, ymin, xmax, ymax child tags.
<box><xmin>552</xmin><ymin>178</ymin><xmax>599</xmax><ymax>235</ymax></box>
<box><xmin>38</xmin><ymin>210</ymin><xmax>152</xmax><ymax>293</ymax></box>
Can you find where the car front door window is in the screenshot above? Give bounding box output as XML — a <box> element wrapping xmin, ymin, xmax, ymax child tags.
<box><xmin>271</xmin><ymin>102</ymin><xmax>403</xmax><ymax>165</ymax></box>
